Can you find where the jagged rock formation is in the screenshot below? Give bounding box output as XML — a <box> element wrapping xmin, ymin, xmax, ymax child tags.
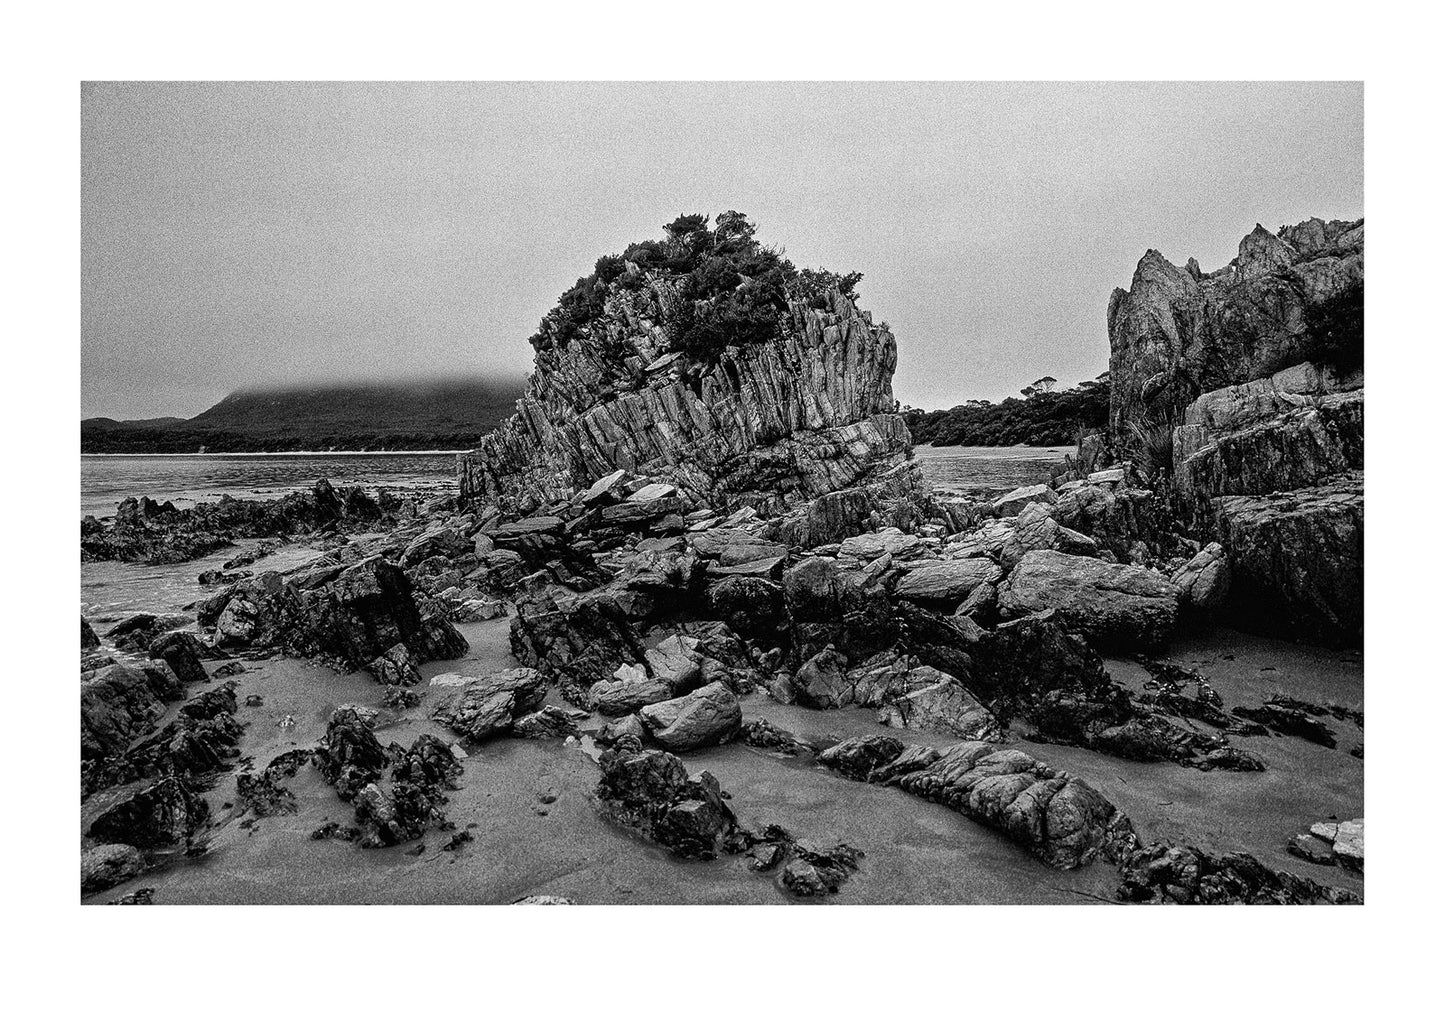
<box><xmin>459</xmin><ymin>216</ymin><xmax>914</xmax><ymax>516</ymax></box>
<box><xmin>1108</xmin><ymin>217</ymin><xmax>1364</xmax><ymax>645</ymax></box>
<box><xmin>1107</xmin><ymin>216</ymin><xmax>1362</xmax><ymax>437</ymax></box>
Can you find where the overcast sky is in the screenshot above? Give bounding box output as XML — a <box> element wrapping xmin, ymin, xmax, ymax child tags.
<box><xmin>82</xmin><ymin>81</ymin><xmax>1362</xmax><ymax>420</ymax></box>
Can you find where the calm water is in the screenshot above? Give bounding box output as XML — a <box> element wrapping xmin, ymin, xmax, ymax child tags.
<box><xmin>81</xmin><ymin>451</ymin><xmax>463</xmax><ymax>519</ymax></box>
<box><xmin>913</xmin><ymin>444</ymin><xmax>1068</xmax><ymax>496</ymax></box>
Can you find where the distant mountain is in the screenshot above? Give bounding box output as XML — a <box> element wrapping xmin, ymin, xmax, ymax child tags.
<box><xmin>81</xmin><ymin>377</ymin><xmax>526</xmax><ymax>453</ymax></box>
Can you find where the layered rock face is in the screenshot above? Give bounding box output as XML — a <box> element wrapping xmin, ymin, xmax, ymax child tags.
<box><xmin>459</xmin><ymin>281</ymin><xmax>912</xmax><ymax>516</ymax></box>
<box><xmin>1108</xmin><ymin>217</ymin><xmax>1364</xmax><ymax>645</ymax></box>
<box><xmin>1107</xmin><ymin>216</ymin><xmax>1362</xmax><ymax>436</ymax></box>
<box><xmin>1170</xmin><ymin>371</ymin><xmax>1363</xmax><ymax>643</ymax></box>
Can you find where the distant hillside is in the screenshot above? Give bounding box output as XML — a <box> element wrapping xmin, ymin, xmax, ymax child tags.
<box><xmin>82</xmin><ymin>377</ymin><xmax>526</xmax><ymax>453</ymax></box>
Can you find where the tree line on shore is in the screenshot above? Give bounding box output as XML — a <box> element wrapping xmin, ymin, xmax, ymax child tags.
<box><xmin>903</xmin><ymin>373</ymin><xmax>1110</xmax><ymax>448</ymax></box>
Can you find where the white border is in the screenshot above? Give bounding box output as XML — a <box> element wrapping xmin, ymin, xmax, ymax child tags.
<box><xmin>6</xmin><ymin>1</ymin><xmax>1441</xmax><ymax>1016</ymax></box>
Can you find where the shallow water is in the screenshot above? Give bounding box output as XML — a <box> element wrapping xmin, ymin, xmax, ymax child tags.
<box><xmin>81</xmin><ymin>445</ymin><xmax>1068</xmax><ymax>521</ymax></box>
<box><xmin>913</xmin><ymin>444</ymin><xmax>1068</xmax><ymax>497</ymax></box>
<box><xmin>81</xmin><ymin>451</ymin><xmax>462</xmax><ymax>519</ymax></box>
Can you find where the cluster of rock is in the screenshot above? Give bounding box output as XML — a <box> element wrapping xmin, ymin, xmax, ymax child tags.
<box><xmin>81</xmin><ymin>479</ymin><xmax>419</xmax><ymax>564</ymax></box>
<box><xmin>196</xmin><ymin>554</ymin><xmax>468</xmax><ymax>670</ymax></box>
<box><xmin>311</xmin><ymin>707</ymin><xmax>465</xmax><ymax>848</ymax></box>
<box><xmin>459</xmin><ymin>285</ymin><xmax>916</xmax><ymax>518</ymax></box>
<box><xmin>80</xmin><ymin>627</ymin><xmax>234</xmax><ymax>893</ymax></box>
<box><xmin>79</xmin><ymin>215</ymin><xmax>1365</xmax><ymax>904</ymax></box>
<box><xmin>1107</xmin><ymin>218</ymin><xmax>1364</xmax><ymax>645</ymax></box>
<box><xmin>595</xmin><ymin>734</ymin><xmax>864</xmax><ymax>897</ymax></box>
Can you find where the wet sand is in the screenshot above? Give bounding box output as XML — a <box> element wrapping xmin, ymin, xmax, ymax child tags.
<box><xmin>83</xmin><ymin>614</ymin><xmax>1363</xmax><ymax>905</ymax></box>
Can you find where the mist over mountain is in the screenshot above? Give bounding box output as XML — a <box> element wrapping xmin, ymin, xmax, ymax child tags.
<box><xmin>81</xmin><ymin>376</ymin><xmax>526</xmax><ymax>453</ymax></box>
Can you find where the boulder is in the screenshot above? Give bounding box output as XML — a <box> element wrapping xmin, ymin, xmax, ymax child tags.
<box><xmin>997</xmin><ymin>549</ymin><xmax>1179</xmax><ymax>649</ymax></box>
<box><xmin>583</xmin><ymin>468</ymin><xmax>629</xmax><ymax>505</ymax></box>
<box><xmin>81</xmin><ymin>661</ymin><xmax>184</xmax><ymax>762</ymax></box>
<box><xmin>816</xmin><ymin>736</ymin><xmax>906</xmax><ymax>780</ymax></box>
<box><xmin>85</xmin><ymin>776</ymin><xmax>210</xmax><ymax>850</ymax></box>
<box><xmin>875</xmin><ymin>668</ymin><xmax>1001</xmax><ymax>741</ymax></box>
<box><xmin>315</xmin><ymin>705</ymin><xmax>389</xmax><ymax>800</ymax></box>
<box><xmin>511</xmin><ymin>706</ymin><xmax>582</xmax><ymax>739</ymax></box>
<box><xmin>206</xmin><ymin>556</ymin><xmax>469</xmax><ymax>669</ymax></box>
<box><xmin>638</xmin><ymin>681</ymin><xmax>742</xmax><ymax>751</ymax></box>
<box><xmin>589</xmin><ymin>664</ymin><xmax>674</xmax><ymax>716</ymax></box>
<box><xmin>400</xmin><ymin>525</ymin><xmax>469</xmax><ymax>567</ymax></box>
<box><xmin>839</xmin><ymin>527</ymin><xmax>928</xmax><ymax>561</ymax></box>
<box><xmin>510</xmin><ymin>591</ymin><xmax>648</xmax><ymax>704</ymax></box>
<box><xmin>792</xmin><ymin>647</ymin><xmax>852</xmax><ymax>709</ymax></box>
<box><xmin>430</xmin><ymin>667</ymin><xmax>548</xmax><ymax>741</ymax></box>
<box><xmin>706</xmin><ymin>575</ymin><xmax>785</xmax><ymax>643</ymax></box>
<box><xmin>892</xmin><ymin>742</ymin><xmax>1138</xmax><ymax>869</ymax></box>
<box><xmin>1170</xmin><ymin>542</ymin><xmax>1230</xmax><ymax>610</ymax></box>
<box><xmin>366</xmin><ymin>642</ymin><xmax>423</xmax><ymax>687</ymax></box>
<box><xmin>595</xmin><ymin>736</ymin><xmax>742</xmax><ymax>859</ymax></box>
<box><xmin>82</xmin><ymin>843</ymin><xmax>145</xmax><ymax>894</ymax></box>
<box><xmin>82</xmin><ymin>617</ymin><xmax>100</xmax><ymax>650</ymax></box>
<box><xmin>146</xmin><ymin>631</ymin><xmax>210</xmax><ymax>685</ymax></box>
<box><xmin>892</xmin><ymin>558</ymin><xmax>1003</xmax><ymax>603</ymax></box>
<box><xmin>783</xmin><ymin>556</ymin><xmax>897</xmax><ymax>665</ymax></box>
<box><xmin>993</xmin><ymin>484</ymin><xmax>1057</xmax><ymax>517</ymax></box>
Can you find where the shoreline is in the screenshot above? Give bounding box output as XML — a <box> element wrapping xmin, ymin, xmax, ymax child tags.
<box><xmin>82</xmin><ymin>449</ymin><xmax>472</xmax><ymax>458</ymax></box>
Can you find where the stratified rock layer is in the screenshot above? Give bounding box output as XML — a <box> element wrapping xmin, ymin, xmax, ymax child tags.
<box><xmin>459</xmin><ymin>287</ymin><xmax>911</xmax><ymax>515</ymax></box>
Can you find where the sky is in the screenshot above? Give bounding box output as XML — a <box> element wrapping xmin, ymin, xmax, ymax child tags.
<box><xmin>81</xmin><ymin>81</ymin><xmax>1363</xmax><ymax>420</ymax></box>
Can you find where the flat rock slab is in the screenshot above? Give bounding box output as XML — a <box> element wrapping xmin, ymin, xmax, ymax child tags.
<box><xmin>993</xmin><ymin>484</ymin><xmax>1057</xmax><ymax>517</ymax></box>
<box><xmin>893</xmin><ymin>558</ymin><xmax>1004</xmax><ymax>602</ymax></box>
<box><xmin>706</xmin><ymin>556</ymin><xmax>784</xmax><ymax>578</ymax></box>
<box><xmin>629</xmin><ymin>483</ymin><xmax>678</xmax><ymax>503</ymax></box>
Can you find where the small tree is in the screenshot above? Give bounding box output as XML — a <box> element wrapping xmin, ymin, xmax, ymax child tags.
<box><xmin>664</xmin><ymin>213</ymin><xmax>709</xmax><ymax>239</ymax></box>
<box><xmin>1031</xmin><ymin>376</ymin><xmax>1058</xmax><ymax>393</ymax></box>
<box><xmin>714</xmin><ymin>210</ymin><xmax>757</xmax><ymax>247</ymax></box>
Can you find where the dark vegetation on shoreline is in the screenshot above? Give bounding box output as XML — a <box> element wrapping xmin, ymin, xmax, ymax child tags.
<box><xmin>81</xmin><ymin>378</ymin><xmax>525</xmax><ymax>454</ymax></box>
<box><xmin>904</xmin><ymin>373</ymin><xmax>1111</xmax><ymax>448</ymax></box>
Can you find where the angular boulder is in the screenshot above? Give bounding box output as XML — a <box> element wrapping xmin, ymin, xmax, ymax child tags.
<box><xmin>1170</xmin><ymin>542</ymin><xmax>1230</xmax><ymax>611</ymax></box>
<box><xmin>638</xmin><ymin>681</ymin><xmax>741</xmax><ymax>752</ymax></box>
<box><xmin>998</xmin><ymin>549</ymin><xmax>1179</xmax><ymax>649</ymax></box>
<box><xmin>589</xmin><ymin>663</ymin><xmax>674</xmax><ymax>716</ymax></box>
<box><xmin>430</xmin><ymin>667</ymin><xmax>548</xmax><ymax>741</ymax></box>
<box><xmin>892</xmin><ymin>558</ymin><xmax>1003</xmax><ymax>603</ymax></box>
<box><xmin>892</xmin><ymin>742</ymin><xmax>1138</xmax><ymax>869</ymax></box>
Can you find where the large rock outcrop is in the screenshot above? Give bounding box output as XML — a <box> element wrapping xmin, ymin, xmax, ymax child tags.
<box><xmin>1108</xmin><ymin>217</ymin><xmax>1364</xmax><ymax>646</ymax></box>
<box><xmin>459</xmin><ymin>262</ymin><xmax>912</xmax><ymax>516</ymax></box>
<box><xmin>1107</xmin><ymin>216</ymin><xmax>1362</xmax><ymax>437</ymax></box>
